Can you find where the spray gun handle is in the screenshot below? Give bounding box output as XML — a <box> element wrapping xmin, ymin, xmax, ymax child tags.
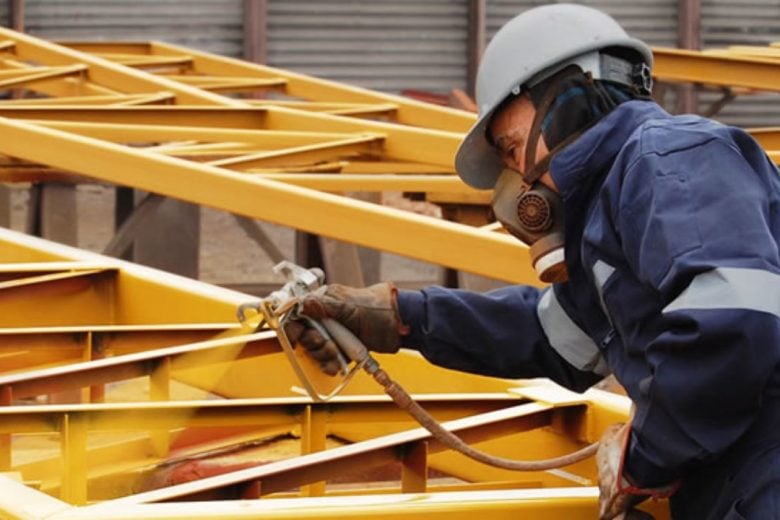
<box><xmin>320</xmin><ymin>318</ymin><xmax>372</xmax><ymax>366</ymax></box>
<box><xmin>298</xmin><ymin>316</ymin><xmax>351</xmax><ymax>375</ymax></box>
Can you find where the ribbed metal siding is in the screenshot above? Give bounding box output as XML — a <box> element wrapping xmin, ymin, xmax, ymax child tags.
<box><xmin>486</xmin><ymin>1</ymin><xmax>678</xmax><ymax>47</ymax></box>
<box><xmin>23</xmin><ymin>0</ymin><xmax>243</xmax><ymax>57</ymax></box>
<box><xmin>485</xmin><ymin>2</ymin><xmax>679</xmax><ymax>112</ymax></box>
<box><xmin>267</xmin><ymin>0</ymin><xmax>469</xmax><ymax>93</ymax></box>
<box><xmin>700</xmin><ymin>0</ymin><xmax>780</xmax><ymax>127</ymax></box>
<box><xmin>0</xmin><ymin>4</ymin><xmax>9</xmax><ymax>28</ymax></box>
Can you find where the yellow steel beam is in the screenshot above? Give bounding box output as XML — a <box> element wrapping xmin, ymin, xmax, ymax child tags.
<box><xmin>748</xmin><ymin>127</ymin><xmax>780</xmax><ymax>149</ymax></box>
<box><xmin>340</xmin><ymin>161</ymin><xmax>454</xmax><ymax>174</ymax></box>
<box><xmin>256</xmin><ymin>173</ymin><xmax>482</xmax><ymax>194</ymax></box>
<box><xmin>0</xmin><ymin>394</ymin><xmax>597</xmax><ymax>495</ymax></box>
<box><xmin>0</xmin><ymin>325</ymin><xmax>240</xmax><ymax>375</ymax></box>
<box><xmin>0</xmin><ymin>116</ymin><xmax>531</xmax><ymax>284</ymax></box>
<box><xmin>0</xmin><ymin>93</ymin><xmax>174</xmax><ymax>106</ymax></box>
<box><xmin>0</xmin><ymin>476</ymin><xmax>667</xmax><ymax>520</ymax></box>
<box><xmin>653</xmin><ymin>46</ymin><xmax>780</xmax><ymax>91</ymax></box>
<box><xmin>0</xmin><ymin>475</ymin><xmax>71</xmax><ymax>520</ymax></box>
<box><xmin>706</xmin><ymin>45</ymin><xmax>780</xmax><ymax>59</ymax></box>
<box><xmin>208</xmin><ymin>135</ymin><xmax>385</xmax><ymax>170</ymax></box>
<box><xmin>84</xmin><ymin>490</ymin><xmax>598</xmax><ymax>519</ymax></box>
<box><xmin>93</xmin><ymin>53</ymin><xmax>194</xmax><ymax>69</ymax></box>
<box><xmin>0</xmin><ymin>331</ymin><xmax>276</xmax><ymax>400</ymax></box>
<box><xmin>0</xmin><ymin>28</ymin><xmax>240</xmax><ymax>106</ymax></box>
<box><xmin>0</xmin><ymin>106</ymin><xmax>462</xmax><ymax>168</ymax></box>
<box><xmin>95</xmin><ymin>401</ymin><xmax>557</xmax><ymax>503</ymax></box>
<box><xmin>54</xmin><ymin>41</ymin><xmax>154</xmax><ymax>55</ymax></box>
<box><xmin>0</xmin><ymin>228</ymin><xmax>248</xmax><ymax>325</ymax></box>
<box><xmin>161</xmin><ymin>75</ymin><xmax>288</xmax><ymax>93</ymax></box>
<box><xmin>22</xmin><ymin>119</ymin><xmax>362</xmax><ymax>148</ymax></box>
<box><xmin>248</xmin><ymin>100</ymin><xmax>400</xmax><ymax>118</ymax></box>
<box><xmin>60</xmin><ymin>40</ymin><xmax>477</xmax><ymax>132</ymax></box>
<box><xmin>149</xmin><ymin>40</ymin><xmax>476</xmax><ymax>131</ymax></box>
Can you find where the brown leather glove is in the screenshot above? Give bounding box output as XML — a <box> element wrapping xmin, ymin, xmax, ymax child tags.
<box><xmin>284</xmin><ymin>282</ymin><xmax>409</xmax><ymax>376</ymax></box>
<box><xmin>597</xmin><ymin>423</ymin><xmax>678</xmax><ymax>520</ymax></box>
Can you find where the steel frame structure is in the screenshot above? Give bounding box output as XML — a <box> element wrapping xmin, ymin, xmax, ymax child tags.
<box><xmin>1</xmin><ymin>28</ymin><xmax>780</xmax><ymax>519</ymax></box>
<box><xmin>0</xmin><ymin>226</ymin><xmax>665</xmax><ymax>519</ymax></box>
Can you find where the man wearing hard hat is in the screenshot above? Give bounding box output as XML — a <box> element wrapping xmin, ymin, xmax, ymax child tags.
<box><xmin>288</xmin><ymin>4</ymin><xmax>780</xmax><ymax>518</ymax></box>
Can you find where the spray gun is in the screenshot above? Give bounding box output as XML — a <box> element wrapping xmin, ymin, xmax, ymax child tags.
<box><xmin>238</xmin><ymin>261</ymin><xmax>600</xmax><ymax>473</ymax></box>
<box><xmin>237</xmin><ymin>260</ymin><xmax>369</xmax><ymax>401</ymax></box>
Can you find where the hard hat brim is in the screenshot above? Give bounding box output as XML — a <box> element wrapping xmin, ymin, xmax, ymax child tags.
<box><xmin>455</xmin><ymin>112</ymin><xmax>505</xmax><ymax>190</ymax></box>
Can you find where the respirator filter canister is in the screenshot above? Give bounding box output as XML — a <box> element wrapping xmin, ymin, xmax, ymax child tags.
<box><xmin>491</xmin><ymin>168</ymin><xmax>568</xmax><ymax>283</ymax></box>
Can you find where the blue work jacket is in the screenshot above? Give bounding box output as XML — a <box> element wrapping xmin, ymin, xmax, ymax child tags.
<box><xmin>397</xmin><ymin>101</ymin><xmax>780</xmax><ymax>501</ymax></box>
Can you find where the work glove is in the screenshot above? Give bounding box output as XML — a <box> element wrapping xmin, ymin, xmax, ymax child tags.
<box><xmin>283</xmin><ymin>282</ymin><xmax>409</xmax><ymax>376</ymax></box>
<box><xmin>597</xmin><ymin>423</ymin><xmax>679</xmax><ymax>520</ymax></box>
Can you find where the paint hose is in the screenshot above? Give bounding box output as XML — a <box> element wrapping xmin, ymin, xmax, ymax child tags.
<box><xmin>321</xmin><ymin>318</ymin><xmax>599</xmax><ymax>471</ymax></box>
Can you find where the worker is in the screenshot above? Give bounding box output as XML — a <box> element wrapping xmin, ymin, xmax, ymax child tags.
<box><xmin>285</xmin><ymin>4</ymin><xmax>780</xmax><ymax>519</ymax></box>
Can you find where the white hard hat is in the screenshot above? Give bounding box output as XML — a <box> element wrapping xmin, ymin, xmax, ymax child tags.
<box><xmin>455</xmin><ymin>4</ymin><xmax>653</xmax><ymax>189</ymax></box>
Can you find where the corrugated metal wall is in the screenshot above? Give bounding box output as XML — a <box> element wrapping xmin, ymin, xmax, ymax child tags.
<box><xmin>266</xmin><ymin>0</ymin><xmax>470</xmax><ymax>93</ymax></box>
<box><xmin>486</xmin><ymin>0</ymin><xmax>678</xmax><ymax>46</ymax></box>
<box><xmin>700</xmin><ymin>0</ymin><xmax>780</xmax><ymax>127</ymax></box>
<box><xmin>22</xmin><ymin>0</ymin><xmax>243</xmax><ymax>57</ymax></box>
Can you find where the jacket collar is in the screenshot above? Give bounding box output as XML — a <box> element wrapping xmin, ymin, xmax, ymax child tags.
<box><xmin>549</xmin><ymin>100</ymin><xmax>669</xmax><ymax>202</ymax></box>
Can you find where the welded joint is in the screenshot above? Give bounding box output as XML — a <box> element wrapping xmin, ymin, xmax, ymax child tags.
<box><xmin>509</xmin><ymin>384</ymin><xmax>594</xmax><ymax>442</ymax></box>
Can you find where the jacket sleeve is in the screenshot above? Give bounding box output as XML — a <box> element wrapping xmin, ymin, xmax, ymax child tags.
<box><xmin>395</xmin><ymin>285</ymin><xmax>603</xmax><ymax>391</ymax></box>
<box><xmin>615</xmin><ymin>129</ymin><xmax>780</xmax><ymax>487</ymax></box>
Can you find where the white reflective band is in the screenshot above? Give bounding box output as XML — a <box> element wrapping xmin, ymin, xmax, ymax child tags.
<box><xmin>592</xmin><ymin>260</ymin><xmax>616</xmax><ymax>290</ymax></box>
<box><xmin>592</xmin><ymin>260</ymin><xmax>616</xmax><ymax>321</ymax></box>
<box><xmin>664</xmin><ymin>267</ymin><xmax>780</xmax><ymax>317</ymax></box>
<box><xmin>537</xmin><ymin>289</ymin><xmax>610</xmax><ymax>376</ymax></box>
<box><xmin>534</xmin><ymin>247</ymin><xmax>565</xmax><ymax>279</ymax></box>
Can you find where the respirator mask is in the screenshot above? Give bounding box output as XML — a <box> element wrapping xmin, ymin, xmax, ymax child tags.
<box><xmin>491</xmin><ymin>168</ymin><xmax>567</xmax><ymax>283</ymax></box>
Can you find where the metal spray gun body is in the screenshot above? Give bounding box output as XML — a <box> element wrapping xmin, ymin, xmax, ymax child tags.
<box><xmin>236</xmin><ymin>261</ymin><xmax>372</xmax><ymax>401</ymax></box>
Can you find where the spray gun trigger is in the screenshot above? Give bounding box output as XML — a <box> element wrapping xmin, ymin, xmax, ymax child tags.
<box><xmin>298</xmin><ymin>316</ymin><xmax>350</xmax><ymax>376</ymax></box>
<box><xmin>236</xmin><ymin>300</ymin><xmax>263</xmax><ymax>325</ymax></box>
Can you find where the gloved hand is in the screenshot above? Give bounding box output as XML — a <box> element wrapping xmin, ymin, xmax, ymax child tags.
<box><xmin>597</xmin><ymin>423</ymin><xmax>678</xmax><ymax>520</ymax></box>
<box><xmin>284</xmin><ymin>282</ymin><xmax>409</xmax><ymax>376</ymax></box>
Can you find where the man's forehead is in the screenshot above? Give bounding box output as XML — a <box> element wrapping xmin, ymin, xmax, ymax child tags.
<box><xmin>488</xmin><ymin>95</ymin><xmax>533</xmax><ymax>144</ymax></box>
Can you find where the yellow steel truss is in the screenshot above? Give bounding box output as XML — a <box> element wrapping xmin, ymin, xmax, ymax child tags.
<box><xmin>0</xmin><ymin>227</ymin><xmax>663</xmax><ymax>519</ymax></box>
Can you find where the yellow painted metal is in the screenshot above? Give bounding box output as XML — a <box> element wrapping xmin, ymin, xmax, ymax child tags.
<box><xmin>0</xmin><ymin>28</ymin><xmax>237</xmax><ymax>105</ymax></box>
<box><xmin>0</xmin><ymin>226</ymin><xmax>652</xmax><ymax>517</ymax></box>
<box><xmin>207</xmin><ymin>134</ymin><xmax>386</xmax><ymax>170</ymax></box>
<box><xmin>0</xmin><ymin>475</ymin><xmax>71</xmax><ymax>520</ymax></box>
<box><xmin>0</xmin><ymin>105</ymin><xmax>462</xmax><ymax>166</ymax></box>
<box><xmin>61</xmin><ymin>40</ymin><xmax>476</xmax><ymax>133</ymax></box>
<box><xmin>60</xmin><ymin>414</ymin><xmax>89</xmax><ymax>505</ymax></box>
<box><xmin>653</xmin><ymin>46</ymin><xmax>780</xmax><ymax>91</ymax></box>
<box><xmin>255</xmin><ymin>174</ymin><xmax>482</xmax><ymax>194</ymax></box>
<box><xmin>0</xmin><ymin>115</ymin><xmax>534</xmax><ymax>284</ymax></box>
<box><xmin>301</xmin><ymin>406</ymin><xmax>328</xmax><ymax>497</ymax></box>
<box><xmin>747</xmin><ymin>127</ymin><xmax>780</xmax><ymax>150</ymax></box>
